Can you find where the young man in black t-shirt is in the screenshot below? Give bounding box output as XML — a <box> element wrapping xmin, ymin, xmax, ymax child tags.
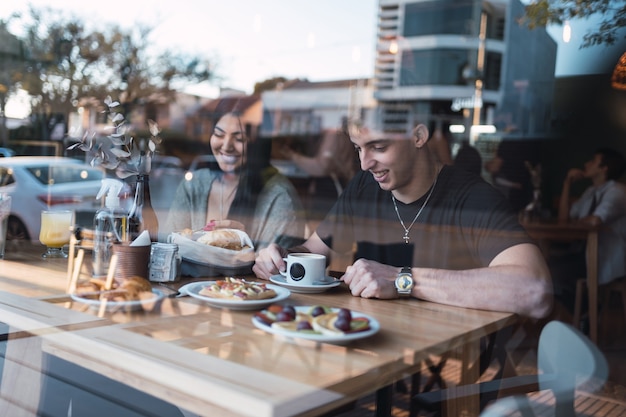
<box><xmin>254</xmin><ymin>122</ymin><xmax>552</xmax><ymax>319</ymax></box>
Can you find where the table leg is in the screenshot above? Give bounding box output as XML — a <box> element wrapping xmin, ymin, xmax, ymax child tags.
<box><xmin>375</xmin><ymin>384</ymin><xmax>393</xmax><ymax>417</ymax></box>
<box><xmin>445</xmin><ymin>339</ymin><xmax>480</xmax><ymax>417</ymax></box>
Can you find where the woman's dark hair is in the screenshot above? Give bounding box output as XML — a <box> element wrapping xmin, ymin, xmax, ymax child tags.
<box><xmin>597</xmin><ymin>147</ymin><xmax>626</xmax><ymax>180</ymax></box>
<box><xmin>205</xmin><ymin>97</ymin><xmax>277</xmax><ymax>224</ymax></box>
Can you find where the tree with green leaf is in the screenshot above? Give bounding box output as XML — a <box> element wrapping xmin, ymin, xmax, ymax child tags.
<box><xmin>104</xmin><ymin>24</ymin><xmax>212</xmax><ymax>117</ymax></box>
<box><xmin>521</xmin><ymin>0</ymin><xmax>626</xmax><ymax>48</ymax></box>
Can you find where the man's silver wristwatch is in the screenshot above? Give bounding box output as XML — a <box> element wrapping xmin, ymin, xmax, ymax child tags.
<box><xmin>394</xmin><ymin>267</ymin><xmax>414</xmax><ymax>297</ymax></box>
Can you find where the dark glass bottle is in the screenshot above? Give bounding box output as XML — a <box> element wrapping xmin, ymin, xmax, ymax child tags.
<box><xmin>128</xmin><ymin>174</ymin><xmax>159</xmax><ymax>242</ymax></box>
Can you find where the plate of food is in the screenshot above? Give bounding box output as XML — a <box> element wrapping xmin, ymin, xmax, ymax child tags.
<box><xmin>269</xmin><ymin>274</ymin><xmax>341</xmax><ymax>294</ymax></box>
<box><xmin>71</xmin><ymin>276</ymin><xmax>164</xmax><ymax>311</ymax></box>
<box><xmin>181</xmin><ymin>277</ymin><xmax>290</xmax><ymax>310</ymax></box>
<box><xmin>252</xmin><ymin>304</ymin><xmax>380</xmax><ymax>343</ymax></box>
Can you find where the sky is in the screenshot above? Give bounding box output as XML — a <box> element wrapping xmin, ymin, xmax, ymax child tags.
<box><xmin>2</xmin><ymin>1</ymin><xmax>624</xmax><ymax>118</ymax></box>
<box><xmin>0</xmin><ymin>0</ymin><xmax>378</xmax><ymax>100</ymax></box>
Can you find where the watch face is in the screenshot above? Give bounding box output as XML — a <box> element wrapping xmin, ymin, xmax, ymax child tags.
<box><xmin>396</xmin><ymin>274</ymin><xmax>413</xmax><ymax>291</ymax></box>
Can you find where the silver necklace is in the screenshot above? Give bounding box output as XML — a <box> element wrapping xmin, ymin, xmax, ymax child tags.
<box><xmin>391</xmin><ymin>173</ymin><xmax>438</xmax><ymax>244</ymax></box>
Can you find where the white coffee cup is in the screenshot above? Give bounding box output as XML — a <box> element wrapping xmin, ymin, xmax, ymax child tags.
<box><xmin>280</xmin><ymin>253</ymin><xmax>326</xmax><ymax>286</ymax></box>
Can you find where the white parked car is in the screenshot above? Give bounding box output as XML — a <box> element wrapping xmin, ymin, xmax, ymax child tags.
<box><xmin>0</xmin><ymin>156</ymin><xmax>130</xmax><ymax>242</ymax></box>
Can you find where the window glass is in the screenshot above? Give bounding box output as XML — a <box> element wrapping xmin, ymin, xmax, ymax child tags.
<box><xmin>400</xmin><ymin>48</ymin><xmax>502</xmax><ymax>90</ymax></box>
<box><xmin>0</xmin><ymin>167</ymin><xmax>15</xmax><ymax>187</ymax></box>
<box><xmin>404</xmin><ymin>0</ymin><xmax>474</xmax><ymax>37</ymax></box>
<box><xmin>401</xmin><ymin>49</ymin><xmax>471</xmax><ymax>86</ymax></box>
<box><xmin>27</xmin><ymin>165</ymin><xmax>104</xmax><ymax>185</ymax></box>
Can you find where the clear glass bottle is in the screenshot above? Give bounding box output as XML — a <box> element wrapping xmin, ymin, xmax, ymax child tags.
<box><xmin>128</xmin><ymin>174</ymin><xmax>159</xmax><ymax>242</ymax></box>
<box><xmin>93</xmin><ymin>179</ymin><xmax>128</xmax><ymax>277</ymax></box>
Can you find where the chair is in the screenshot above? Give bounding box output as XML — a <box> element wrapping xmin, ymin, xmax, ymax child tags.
<box><xmin>412</xmin><ymin>321</ymin><xmax>608</xmax><ymax>417</ymax></box>
<box><xmin>573</xmin><ymin>275</ymin><xmax>626</xmax><ymax>343</ymax></box>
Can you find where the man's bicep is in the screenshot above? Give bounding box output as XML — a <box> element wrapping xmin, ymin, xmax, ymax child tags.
<box><xmin>489</xmin><ymin>243</ymin><xmax>546</xmax><ymax>272</ymax></box>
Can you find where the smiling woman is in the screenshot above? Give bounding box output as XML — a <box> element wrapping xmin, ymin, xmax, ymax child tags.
<box><xmin>162</xmin><ymin>97</ymin><xmax>306</xmax><ymax>275</ymax></box>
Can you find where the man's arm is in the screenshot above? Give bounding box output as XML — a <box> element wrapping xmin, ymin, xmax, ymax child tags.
<box><xmin>342</xmin><ymin>243</ymin><xmax>553</xmax><ymax>319</ymax></box>
<box><xmin>414</xmin><ymin>243</ymin><xmax>552</xmax><ymax>319</ymax></box>
<box><xmin>558</xmin><ymin>168</ymin><xmax>583</xmax><ymax>222</ymax></box>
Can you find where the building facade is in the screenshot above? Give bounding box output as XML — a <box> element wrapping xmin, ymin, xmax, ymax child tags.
<box><xmin>374</xmin><ymin>0</ymin><xmax>557</xmax><ymax>143</ymax></box>
<box><xmin>260</xmin><ymin>78</ymin><xmax>377</xmax><ymax>137</ymax></box>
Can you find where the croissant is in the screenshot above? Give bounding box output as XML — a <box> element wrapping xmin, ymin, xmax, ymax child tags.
<box><xmin>196</xmin><ymin>229</ymin><xmax>244</xmax><ymax>250</ymax></box>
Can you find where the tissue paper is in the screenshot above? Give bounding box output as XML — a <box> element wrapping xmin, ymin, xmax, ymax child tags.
<box><xmin>130</xmin><ymin>230</ymin><xmax>151</xmax><ymax>247</ymax></box>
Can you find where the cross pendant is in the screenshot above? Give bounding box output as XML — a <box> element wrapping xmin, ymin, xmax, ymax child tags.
<box><xmin>403</xmin><ymin>233</ymin><xmax>410</xmax><ymax>244</ymax></box>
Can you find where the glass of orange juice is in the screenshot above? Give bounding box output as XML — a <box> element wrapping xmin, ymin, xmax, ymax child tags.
<box><xmin>39</xmin><ymin>210</ymin><xmax>74</xmax><ymax>258</ymax></box>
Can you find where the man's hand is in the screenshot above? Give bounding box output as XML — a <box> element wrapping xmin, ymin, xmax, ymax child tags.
<box><xmin>566</xmin><ymin>168</ymin><xmax>585</xmax><ymax>183</ymax></box>
<box><xmin>341</xmin><ymin>259</ymin><xmax>401</xmax><ymax>299</ymax></box>
<box><xmin>253</xmin><ymin>243</ymin><xmax>289</xmax><ymax>280</ymax></box>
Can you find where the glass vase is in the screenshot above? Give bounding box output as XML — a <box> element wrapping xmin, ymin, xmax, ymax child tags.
<box><xmin>128</xmin><ymin>174</ymin><xmax>159</xmax><ymax>242</ymax></box>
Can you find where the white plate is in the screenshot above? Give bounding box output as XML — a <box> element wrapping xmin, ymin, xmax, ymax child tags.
<box><xmin>252</xmin><ymin>306</ymin><xmax>380</xmax><ymax>344</ymax></box>
<box><xmin>70</xmin><ymin>289</ymin><xmax>164</xmax><ymax>311</ymax></box>
<box><xmin>269</xmin><ymin>274</ymin><xmax>341</xmax><ymax>294</ymax></box>
<box><xmin>182</xmin><ymin>281</ymin><xmax>290</xmax><ymax>310</ymax></box>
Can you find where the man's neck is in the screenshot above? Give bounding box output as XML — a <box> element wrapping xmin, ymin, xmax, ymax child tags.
<box><xmin>591</xmin><ymin>174</ymin><xmax>608</xmax><ymax>187</ymax></box>
<box><xmin>392</xmin><ymin>161</ymin><xmax>441</xmax><ymax>204</ymax></box>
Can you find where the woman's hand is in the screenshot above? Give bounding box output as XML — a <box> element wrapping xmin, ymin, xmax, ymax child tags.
<box><xmin>203</xmin><ymin>219</ymin><xmax>246</xmax><ymax>231</ymax></box>
<box><xmin>253</xmin><ymin>243</ymin><xmax>289</xmax><ymax>280</ymax></box>
<box><xmin>341</xmin><ymin>259</ymin><xmax>400</xmax><ymax>299</ymax></box>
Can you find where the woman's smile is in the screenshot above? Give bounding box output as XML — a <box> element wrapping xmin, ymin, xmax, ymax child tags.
<box><xmin>218</xmin><ymin>153</ymin><xmax>240</xmax><ymax>165</ymax></box>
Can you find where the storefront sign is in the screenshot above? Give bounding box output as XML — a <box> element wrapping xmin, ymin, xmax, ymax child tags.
<box><xmin>451</xmin><ymin>96</ymin><xmax>483</xmax><ymax>112</ymax></box>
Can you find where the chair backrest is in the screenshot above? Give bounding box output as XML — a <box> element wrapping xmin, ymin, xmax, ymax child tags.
<box><xmin>537</xmin><ymin>320</ymin><xmax>608</xmax><ymax>394</ymax></box>
<box><xmin>480</xmin><ymin>320</ymin><xmax>608</xmax><ymax>417</ymax></box>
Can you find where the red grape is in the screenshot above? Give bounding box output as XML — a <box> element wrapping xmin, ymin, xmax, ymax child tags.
<box><xmin>310</xmin><ymin>306</ymin><xmax>326</xmax><ymax>317</ymax></box>
<box><xmin>337</xmin><ymin>308</ymin><xmax>352</xmax><ymax>321</ymax></box>
<box><xmin>276</xmin><ymin>311</ymin><xmax>294</xmax><ymax>322</ymax></box>
<box><xmin>334</xmin><ymin>317</ymin><xmax>351</xmax><ymax>332</ymax></box>
<box><xmin>282</xmin><ymin>305</ymin><xmax>296</xmax><ymax>319</ymax></box>
<box><xmin>296</xmin><ymin>321</ymin><xmax>313</xmax><ymax>331</ymax></box>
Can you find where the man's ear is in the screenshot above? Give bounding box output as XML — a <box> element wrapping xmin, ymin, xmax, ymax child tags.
<box><xmin>412</xmin><ymin>124</ymin><xmax>430</xmax><ymax>148</ymax></box>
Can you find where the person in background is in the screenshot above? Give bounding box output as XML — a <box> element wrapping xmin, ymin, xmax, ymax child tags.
<box><xmin>254</xmin><ymin>118</ymin><xmax>552</xmax><ymax>319</ymax></box>
<box><xmin>453</xmin><ymin>140</ymin><xmax>482</xmax><ymax>176</ymax></box>
<box><xmin>484</xmin><ymin>140</ymin><xmax>538</xmax><ymax>212</ymax></box>
<box><xmin>282</xmin><ymin>127</ymin><xmax>358</xmax><ymax>196</ymax></box>
<box><xmin>552</xmin><ymin>147</ymin><xmax>626</xmax><ymax>313</ymax></box>
<box><xmin>163</xmin><ymin>99</ymin><xmax>306</xmax><ymax>251</ymax></box>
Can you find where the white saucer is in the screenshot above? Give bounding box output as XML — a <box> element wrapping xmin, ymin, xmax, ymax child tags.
<box><xmin>269</xmin><ymin>274</ymin><xmax>341</xmax><ymax>294</ymax></box>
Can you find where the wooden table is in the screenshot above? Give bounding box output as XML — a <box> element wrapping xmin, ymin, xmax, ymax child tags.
<box><xmin>0</xmin><ymin>243</ymin><xmax>518</xmax><ymax>417</ymax></box>
<box><xmin>521</xmin><ymin>219</ymin><xmax>599</xmax><ymax>343</ymax></box>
